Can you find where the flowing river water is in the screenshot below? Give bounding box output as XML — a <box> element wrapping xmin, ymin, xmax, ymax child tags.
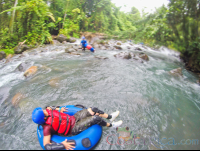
<box><xmin>0</xmin><ymin>41</ymin><xmax>199</xmax><ymax>150</ymax></box>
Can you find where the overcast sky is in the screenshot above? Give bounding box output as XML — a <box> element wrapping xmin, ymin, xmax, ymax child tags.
<box><xmin>111</xmin><ymin>0</ymin><xmax>170</xmax><ymax>13</ymax></box>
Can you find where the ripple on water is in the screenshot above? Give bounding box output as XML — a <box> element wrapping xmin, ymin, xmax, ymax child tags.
<box><xmin>0</xmin><ymin>47</ymin><xmax>200</xmax><ymax>150</ymax></box>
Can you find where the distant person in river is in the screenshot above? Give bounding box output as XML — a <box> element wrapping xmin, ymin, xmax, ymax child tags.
<box><xmin>32</xmin><ymin>105</ymin><xmax>122</xmax><ymax>150</ymax></box>
<box><xmin>80</xmin><ymin>36</ymin><xmax>87</xmax><ymax>51</ymax></box>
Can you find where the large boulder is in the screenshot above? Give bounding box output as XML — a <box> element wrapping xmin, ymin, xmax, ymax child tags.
<box><xmin>139</xmin><ymin>53</ymin><xmax>149</xmax><ymax>61</ymax></box>
<box><xmin>14</xmin><ymin>45</ymin><xmax>30</xmax><ymax>54</ymax></box>
<box><xmin>0</xmin><ymin>51</ymin><xmax>6</xmax><ymax>60</ymax></box>
<box><xmin>69</xmin><ymin>37</ymin><xmax>76</xmax><ymax>43</ymax></box>
<box><xmin>169</xmin><ymin>68</ymin><xmax>183</xmax><ymax>77</ymax></box>
<box><xmin>24</xmin><ymin>66</ymin><xmax>38</xmax><ymax>77</ymax></box>
<box><xmin>56</xmin><ymin>34</ymin><xmax>67</xmax><ymax>43</ymax></box>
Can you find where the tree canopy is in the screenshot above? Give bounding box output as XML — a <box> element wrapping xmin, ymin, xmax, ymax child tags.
<box><xmin>0</xmin><ymin>0</ymin><xmax>199</xmax><ymax>71</ymax></box>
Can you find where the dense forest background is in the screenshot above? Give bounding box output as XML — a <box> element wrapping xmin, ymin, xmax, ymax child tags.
<box><xmin>0</xmin><ymin>0</ymin><xmax>200</xmax><ymax>72</ymax></box>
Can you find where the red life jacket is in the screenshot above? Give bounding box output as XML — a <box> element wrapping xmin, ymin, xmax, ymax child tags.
<box><xmin>45</xmin><ymin>109</ymin><xmax>71</xmax><ymax>136</ymax></box>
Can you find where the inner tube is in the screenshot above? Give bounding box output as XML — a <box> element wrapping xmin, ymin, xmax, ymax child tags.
<box><xmin>37</xmin><ymin>105</ymin><xmax>102</xmax><ymax>150</ymax></box>
<box><xmin>84</xmin><ymin>43</ymin><xmax>95</xmax><ymax>52</ymax></box>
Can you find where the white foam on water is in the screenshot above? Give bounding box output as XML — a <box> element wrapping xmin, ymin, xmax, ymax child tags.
<box><xmin>0</xmin><ymin>72</ymin><xmax>24</xmax><ymax>87</ymax></box>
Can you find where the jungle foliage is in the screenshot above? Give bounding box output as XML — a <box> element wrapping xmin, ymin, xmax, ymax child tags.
<box><xmin>0</xmin><ymin>0</ymin><xmax>199</xmax><ymax>71</ymax></box>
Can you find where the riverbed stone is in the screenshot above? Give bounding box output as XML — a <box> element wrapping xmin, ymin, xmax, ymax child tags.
<box><xmin>24</xmin><ymin>66</ymin><xmax>38</xmax><ymax>77</ymax></box>
<box><xmin>52</xmin><ymin>40</ymin><xmax>61</xmax><ymax>45</ymax></box>
<box><xmin>114</xmin><ymin>52</ymin><xmax>135</xmax><ymax>59</ymax></box>
<box><xmin>70</xmin><ymin>52</ymin><xmax>81</xmax><ymax>55</ymax></box>
<box><xmin>56</xmin><ymin>34</ymin><xmax>67</xmax><ymax>43</ymax></box>
<box><xmin>0</xmin><ymin>51</ymin><xmax>6</xmax><ymax>60</ymax></box>
<box><xmin>135</xmin><ymin>47</ymin><xmax>143</xmax><ymax>51</ymax></box>
<box><xmin>114</xmin><ymin>45</ymin><xmax>123</xmax><ymax>50</ymax></box>
<box><xmin>65</xmin><ymin>48</ymin><xmax>76</xmax><ymax>53</ymax></box>
<box><xmin>49</xmin><ymin>77</ymin><xmax>60</xmax><ymax>87</ymax></box>
<box><xmin>169</xmin><ymin>68</ymin><xmax>183</xmax><ymax>77</ymax></box>
<box><xmin>14</xmin><ymin>44</ymin><xmax>30</xmax><ymax>54</ymax></box>
<box><xmin>116</xmin><ymin>41</ymin><xmax>122</xmax><ymax>45</ymax></box>
<box><xmin>139</xmin><ymin>53</ymin><xmax>149</xmax><ymax>61</ymax></box>
<box><xmin>123</xmin><ymin>53</ymin><xmax>132</xmax><ymax>59</ymax></box>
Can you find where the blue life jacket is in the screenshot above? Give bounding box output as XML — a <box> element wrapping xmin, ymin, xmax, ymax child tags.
<box><xmin>81</xmin><ymin>40</ymin><xmax>87</xmax><ymax>46</ymax></box>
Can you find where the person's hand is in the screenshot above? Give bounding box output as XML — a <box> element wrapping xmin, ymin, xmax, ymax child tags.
<box><xmin>60</xmin><ymin>107</ymin><xmax>68</xmax><ymax>113</ymax></box>
<box><xmin>62</xmin><ymin>139</ymin><xmax>75</xmax><ymax>150</ymax></box>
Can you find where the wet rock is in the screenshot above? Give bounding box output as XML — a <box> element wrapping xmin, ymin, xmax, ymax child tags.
<box><xmin>12</xmin><ymin>93</ymin><xmax>25</xmax><ymax>107</ymax></box>
<box><xmin>69</xmin><ymin>37</ymin><xmax>76</xmax><ymax>43</ymax></box>
<box><xmin>95</xmin><ymin>56</ymin><xmax>108</xmax><ymax>60</ymax></box>
<box><xmin>62</xmin><ymin>41</ymin><xmax>68</xmax><ymax>44</ymax></box>
<box><xmin>65</xmin><ymin>48</ymin><xmax>76</xmax><ymax>53</ymax></box>
<box><xmin>116</xmin><ymin>41</ymin><xmax>122</xmax><ymax>45</ymax></box>
<box><xmin>127</xmin><ymin>46</ymin><xmax>131</xmax><ymax>49</ymax></box>
<box><xmin>24</xmin><ymin>66</ymin><xmax>38</xmax><ymax>77</ymax></box>
<box><xmin>114</xmin><ymin>52</ymin><xmax>136</xmax><ymax>60</ymax></box>
<box><xmin>52</xmin><ymin>40</ymin><xmax>61</xmax><ymax>45</ymax></box>
<box><xmin>14</xmin><ymin>44</ymin><xmax>30</xmax><ymax>54</ymax></box>
<box><xmin>135</xmin><ymin>47</ymin><xmax>143</xmax><ymax>51</ymax></box>
<box><xmin>49</xmin><ymin>77</ymin><xmax>60</xmax><ymax>87</ymax></box>
<box><xmin>0</xmin><ymin>51</ymin><xmax>6</xmax><ymax>60</ymax></box>
<box><xmin>169</xmin><ymin>68</ymin><xmax>183</xmax><ymax>77</ymax></box>
<box><xmin>139</xmin><ymin>53</ymin><xmax>149</xmax><ymax>61</ymax></box>
<box><xmin>123</xmin><ymin>53</ymin><xmax>132</xmax><ymax>59</ymax></box>
<box><xmin>16</xmin><ymin>61</ymin><xmax>32</xmax><ymax>72</ymax></box>
<box><xmin>114</xmin><ymin>45</ymin><xmax>123</xmax><ymax>50</ymax></box>
<box><xmin>56</xmin><ymin>34</ymin><xmax>67</xmax><ymax>43</ymax></box>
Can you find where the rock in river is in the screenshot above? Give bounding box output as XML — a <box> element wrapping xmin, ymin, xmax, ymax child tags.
<box><xmin>169</xmin><ymin>68</ymin><xmax>183</xmax><ymax>77</ymax></box>
<box><xmin>24</xmin><ymin>66</ymin><xmax>38</xmax><ymax>77</ymax></box>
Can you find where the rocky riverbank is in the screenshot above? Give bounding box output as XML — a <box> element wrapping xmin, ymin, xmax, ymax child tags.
<box><xmin>0</xmin><ymin>33</ymin><xmax>199</xmax><ymax>84</ymax></box>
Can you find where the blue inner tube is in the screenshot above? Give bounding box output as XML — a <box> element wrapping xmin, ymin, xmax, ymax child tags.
<box><xmin>83</xmin><ymin>43</ymin><xmax>95</xmax><ymax>52</ymax></box>
<box><xmin>37</xmin><ymin>105</ymin><xmax>102</xmax><ymax>150</ymax></box>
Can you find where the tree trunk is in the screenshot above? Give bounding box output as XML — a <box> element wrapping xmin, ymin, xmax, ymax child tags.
<box><xmin>10</xmin><ymin>0</ymin><xmax>18</xmax><ymax>34</ymax></box>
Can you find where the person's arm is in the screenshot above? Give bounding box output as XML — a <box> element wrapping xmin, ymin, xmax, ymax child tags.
<box><xmin>44</xmin><ymin>135</ymin><xmax>75</xmax><ymax>150</ymax></box>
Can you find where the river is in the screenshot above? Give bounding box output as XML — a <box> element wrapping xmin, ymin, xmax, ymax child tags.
<box><xmin>0</xmin><ymin>41</ymin><xmax>199</xmax><ymax>150</ymax></box>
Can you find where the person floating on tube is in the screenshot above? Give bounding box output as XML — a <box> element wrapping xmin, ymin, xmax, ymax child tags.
<box><xmin>80</xmin><ymin>36</ymin><xmax>95</xmax><ymax>53</ymax></box>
